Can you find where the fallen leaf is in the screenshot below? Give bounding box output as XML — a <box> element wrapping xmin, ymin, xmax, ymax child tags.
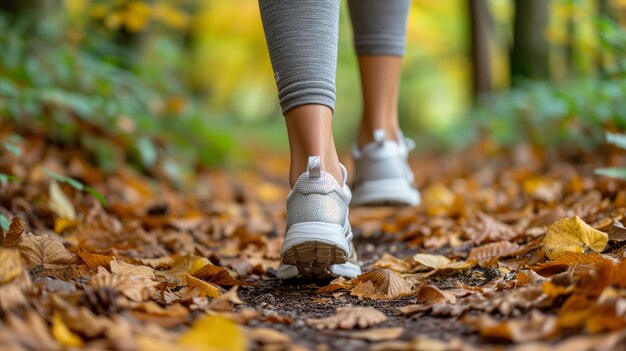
<box><xmin>463</xmin><ymin>310</ymin><xmax>558</xmax><ymax>342</ymax></box>
<box><xmin>606</xmin><ymin>220</ymin><xmax>626</xmax><ymax>241</ymax></box>
<box><xmin>306</xmin><ymin>307</ymin><xmax>387</xmax><ymax>330</ymax></box>
<box><xmin>110</xmin><ymin>259</ymin><xmax>156</xmax><ymax>279</ymax></box>
<box><xmin>532</xmin><ymin>251</ymin><xmax>613</xmax><ymax>276</ymax></box>
<box><xmin>413</xmin><ymin>253</ymin><xmax>451</xmax><ymax>269</ymax></box>
<box><xmin>468</xmin><ymin>241</ymin><xmax>521</xmax><ymax>263</ymax></box>
<box><xmin>155</xmin><ymin>255</ymin><xmax>211</xmax><ymax>284</ymax></box>
<box><xmin>542</xmin><ymin>217</ymin><xmax>609</xmax><ymax>259</ymax></box>
<box><xmin>523</xmin><ymin>176</ymin><xmax>562</xmax><ymax>202</ymax></box>
<box><xmin>185</xmin><ymin>273</ymin><xmax>220</xmax><ymax>298</ymax></box>
<box><xmin>353</xmin><ymin>269</ymin><xmax>413</xmax><ymax>299</ymax></box>
<box><xmin>178</xmin><ymin>315</ymin><xmax>246</xmax><ymax>351</ymax></box>
<box><xmin>1</xmin><ymin>217</ymin><xmax>25</xmax><ymax>247</ymax></box>
<box><xmin>51</xmin><ymin>313</ymin><xmax>84</xmax><ymax>348</ymax></box>
<box><xmin>3</xmin><ymin>310</ymin><xmax>60</xmax><ymax>351</ymax></box>
<box><xmin>318</xmin><ymin>276</ymin><xmax>352</xmax><ymax>293</ymax></box>
<box><xmin>208</xmin><ymin>287</ymin><xmax>243</xmax><ymax>312</ymax></box>
<box><xmin>422</xmin><ymin>183</ymin><xmax>456</xmax><ymax>216</ymax></box>
<box><xmin>249</xmin><ymin>327</ymin><xmax>291</xmax><ymax>345</ymax></box>
<box><xmin>48</xmin><ymin>181</ymin><xmax>77</xmax><ymax>221</ymax></box>
<box><xmin>75</xmin><ymin>247</ymin><xmax>114</xmax><ymax>270</ymax></box>
<box><xmin>416</xmin><ymin>285</ymin><xmax>457</xmax><ymax>304</ymax></box>
<box><xmin>192</xmin><ymin>264</ymin><xmax>252</xmax><ymax>286</ymax></box>
<box><xmin>17</xmin><ymin>233</ymin><xmax>77</xmax><ymax>269</ymax></box>
<box><xmin>373</xmin><ymin>253</ymin><xmax>415</xmax><ymax>273</ymax></box>
<box><xmin>0</xmin><ymin>249</ymin><xmax>23</xmax><ymax>284</ymax></box>
<box><xmin>413</xmin><ymin>253</ymin><xmax>472</xmax><ymax>271</ymax></box>
<box><xmin>350</xmin><ymin>327</ymin><xmax>404</xmax><ymax>341</ymax></box>
<box><xmin>90</xmin><ymin>267</ymin><xmax>158</xmax><ymax>302</ymax></box>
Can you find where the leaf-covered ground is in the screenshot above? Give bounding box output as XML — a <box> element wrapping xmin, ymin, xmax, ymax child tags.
<box><xmin>1</xmin><ymin>135</ymin><xmax>625</xmax><ymax>351</ymax></box>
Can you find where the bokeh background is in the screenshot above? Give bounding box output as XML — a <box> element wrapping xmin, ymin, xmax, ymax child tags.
<box><xmin>1</xmin><ymin>0</ymin><xmax>625</xmax><ymax>184</ymax></box>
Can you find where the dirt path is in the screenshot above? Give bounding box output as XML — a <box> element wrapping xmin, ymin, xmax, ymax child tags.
<box><xmin>1</xmin><ymin>141</ymin><xmax>625</xmax><ymax>351</ymax></box>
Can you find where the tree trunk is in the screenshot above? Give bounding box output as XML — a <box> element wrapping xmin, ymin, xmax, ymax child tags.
<box><xmin>468</xmin><ymin>0</ymin><xmax>492</xmax><ymax>100</ymax></box>
<box><xmin>511</xmin><ymin>0</ymin><xmax>551</xmax><ymax>84</ymax></box>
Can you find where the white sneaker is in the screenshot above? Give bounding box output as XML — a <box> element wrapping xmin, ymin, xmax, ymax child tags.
<box><xmin>351</xmin><ymin>129</ymin><xmax>421</xmax><ymax>206</ymax></box>
<box><xmin>277</xmin><ymin>156</ymin><xmax>361</xmax><ymax>280</ymax></box>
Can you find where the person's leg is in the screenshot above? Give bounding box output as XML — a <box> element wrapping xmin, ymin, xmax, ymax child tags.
<box><xmin>259</xmin><ymin>0</ymin><xmax>361</xmax><ymax>280</ymax></box>
<box><xmin>259</xmin><ymin>0</ymin><xmax>342</xmax><ymax>187</ymax></box>
<box><xmin>347</xmin><ymin>0</ymin><xmax>420</xmax><ymax>206</ymax></box>
<box><xmin>285</xmin><ymin>106</ymin><xmax>341</xmax><ymax>189</ymax></box>
<box><xmin>347</xmin><ymin>0</ymin><xmax>411</xmax><ymax>147</ymax></box>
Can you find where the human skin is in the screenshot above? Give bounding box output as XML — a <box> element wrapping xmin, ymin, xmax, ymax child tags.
<box><xmin>285</xmin><ymin>54</ymin><xmax>404</xmax><ymax>188</ymax></box>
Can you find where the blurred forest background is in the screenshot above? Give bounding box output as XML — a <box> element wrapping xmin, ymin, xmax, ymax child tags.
<box><xmin>1</xmin><ymin>0</ymin><xmax>625</xmax><ymax>183</ymax></box>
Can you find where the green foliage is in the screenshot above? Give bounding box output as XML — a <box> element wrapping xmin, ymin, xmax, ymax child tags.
<box><xmin>44</xmin><ymin>168</ymin><xmax>107</xmax><ymax>206</ymax></box>
<box><xmin>0</xmin><ymin>11</ymin><xmax>234</xmax><ymax>183</ymax></box>
<box><xmin>594</xmin><ymin>132</ymin><xmax>626</xmax><ymax>180</ymax></box>
<box><xmin>0</xmin><ymin>214</ymin><xmax>9</xmax><ymax>232</ymax></box>
<box><xmin>470</xmin><ymin>77</ymin><xmax>626</xmax><ymax>149</ymax></box>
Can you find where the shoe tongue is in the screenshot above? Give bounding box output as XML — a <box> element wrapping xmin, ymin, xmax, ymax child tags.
<box><xmin>373</xmin><ymin>129</ymin><xmax>386</xmax><ymax>146</ymax></box>
<box><xmin>307</xmin><ymin>156</ymin><xmax>321</xmax><ymax>178</ymax></box>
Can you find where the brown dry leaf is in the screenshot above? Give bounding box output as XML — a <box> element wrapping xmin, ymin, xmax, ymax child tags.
<box><xmin>249</xmin><ymin>327</ymin><xmax>291</xmax><ymax>345</ymax></box>
<box><xmin>468</xmin><ymin>241</ymin><xmax>521</xmax><ymax>263</ymax></box>
<box><xmin>318</xmin><ymin>276</ymin><xmax>353</xmax><ymax>293</ymax></box>
<box><xmin>209</xmin><ymin>287</ymin><xmax>243</xmax><ymax>312</ymax></box>
<box><xmin>155</xmin><ymin>254</ymin><xmax>211</xmax><ymax>284</ymax></box>
<box><xmin>542</xmin><ymin>216</ymin><xmax>609</xmax><ymax>259</ymax></box>
<box><xmin>3</xmin><ymin>310</ymin><xmax>60</xmax><ymax>351</ymax></box>
<box><xmin>17</xmin><ymin>233</ymin><xmax>77</xmax><ymax>269</ymax></box>
<box><xmin>350</xmin><ymin>327</ymin><xmax>404</xmax><ymax>341</ymax></box>
<box><xmin>353</xmin><ymin>268</ymin><xmax>413</xmax><ymax>299</ymax></box>
<box><xmin>532</xmin><ymin>251</ymin><xmax>613</xmax><ymax>276</ymax></box>
<box><xmin>185</xmin><ymin>273</ymin><xmax>220</xmax><ymax>298</ymax></box>
<box><xmin>523</xmin><ymin>176</ymin><xmax>562</xmax><ymax>202</ymax></box>
<box><xmin>306</xmin><ymin>307</ymin><xmax>387</xmax><ymax>330</ymax></box>
<box><xmin>135</xmin><ymin>256</ymin><xmax>175</xmax><ymax>268</ymax></box>
<box><xmin>416</xmin><ymin>285</ymin><xmax>457</xmax><ymax>304</ymax></box>
<box><xmin>371</xmin><ymin>335</ymin><xmax>457</xmax><ymax>351</ymax></box>
<box><xmin>90</xmin><ymin>267</ymin><xmax>158</xmax><ymax>302</ymax></box>
<box><xmin>75</xmin><ymin>247</ymin><xmax>114</xmax><ymax>270</ymax></box>
<box><xmin>110</xmin><ymin>259</ymin><xmax>156</xmax><ymax>279</ymax></box>
<box><xmin>2</xmin><ymin>217</ymin><xmax>25</xmax><ymax>247</ymax></box>
<box><xmin>463</xmin><ymin>310</ymin><xmax>558</xmax><ymax>342</ymax></box>
<box><xmin>467</xmin><ymin>212</ymin><xmax>518</xmax><ymax>243</ymax></box>
<box><xmin>510</xmin><ymin>329</ymin><xmax>626</xmax><ymax>351</ymax></box>
<box><xmin>192</xmin><ymin>263</ymin><xmax>252</xmax><ymax>286</ymax></box>
<box><xmin>0</xmin><ymin>248</ymin><xmax>23</xmax><ymax>284</ymax></box>
<box><xmin>606</xmin><ymin>220</ymin><xmax>626</xmax><ymax>241</ymax></box>
<box><xmin>0</xmin><ymin>281</ymin><xmax>28</xmax><ymax>311</ymax></box>
<box><xmin>373</xmin><ymin>253</ymin><xmax>415</xmax><ymax>273</ymax></box>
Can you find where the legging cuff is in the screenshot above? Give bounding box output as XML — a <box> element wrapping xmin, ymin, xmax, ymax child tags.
<box><xmin>279</xmin><ymin>81</ymin><xmax>336</xmax><ymax>114</ymax></box>
<box><xmin>354</xmin><ymin>35</ymin><xmax>406</xmax><ymax>56</ymax></box>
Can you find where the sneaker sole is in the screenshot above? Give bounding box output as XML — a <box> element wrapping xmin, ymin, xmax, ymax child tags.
<box><xmin>352</xmin><ymin>178</ymin><xmax>421</xmax><ymax>206</ymax></box>
<box><xmin>281</xmin><ymin>241</ymin><xmax>348</xmax><ymax>279</ymax></box>
<box><xmin>278</xmin><ymin>222</ymin><xmax>356</xmax><ymax>280</ymax></box>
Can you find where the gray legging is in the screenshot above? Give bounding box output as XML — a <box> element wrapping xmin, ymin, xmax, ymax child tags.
<box><xmin>259</xmin><ymin>0</ymin><xmax>411</xmax><ymax>115</ymax></box>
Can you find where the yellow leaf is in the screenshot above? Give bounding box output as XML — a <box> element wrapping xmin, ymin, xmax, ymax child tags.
<box><xmin>413</xmin><ymin>253</ymin><xmax>451</xmax><ymax>269</ymax></box>
<box><xmin>54</xmin><ymin>217</ymin><xmax>78</xmax><ymax>233</ymax></box>
<box><xmin>0</xmin><ymin>249</ymin><xmax>23</xmax><ymax>284</ymax></box>
<box><xmin>179</xmin><ymin>315</ymin><xmax>246</xmax><ymax>351</ymax></box>
<box><xmin>543</xmin><ymin>217</ymin><xmax>609</xmax><ymax>259</ymax></box>
<box><xmin>48</xmin><ymin>182</ymin><xmax>76</xmax><ymax>221</ymax></box>
<box><xmin>185</xmin><ymin>274</ymin><xmax>220</xmax><ymax>298</ymax></box>
<box><xmin>52</xmin><ymin>313</ymin><xmax>84</xmax><ymax>348</ymax></box>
